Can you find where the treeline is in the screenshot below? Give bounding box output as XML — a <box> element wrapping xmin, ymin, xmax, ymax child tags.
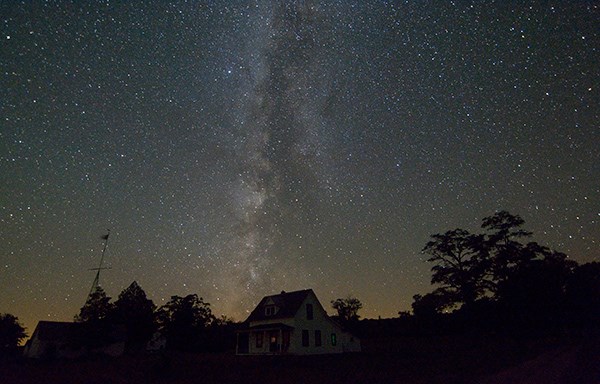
<box><xmin>74</xmin><ymin>282</ymin><xmax>236</xmax><ymax>354</ymax></box>
<box><xmin>2</xmin><ymin>210</ymin><xmax>597</xmax><ymax>358</ymax></box>
<box><xmin>403</xmin><ymin>211</ymin><xmax>600</xmax><ymax>338</ymax></box>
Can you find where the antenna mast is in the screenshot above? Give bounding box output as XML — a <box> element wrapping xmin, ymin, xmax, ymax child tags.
<box><xmin>88</xmin><ymin>229</ymin><xmax>112</xmax><ymax>296</ymax></box>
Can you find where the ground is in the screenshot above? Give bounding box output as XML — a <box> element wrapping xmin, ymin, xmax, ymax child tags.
<box><xmin>2</xmin><ymin>336</ymin><xmax>598</xmax><ymax>383</ymax></box>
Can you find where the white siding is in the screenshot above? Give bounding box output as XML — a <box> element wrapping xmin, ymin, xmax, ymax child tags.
<box><xmin>246</xmin><ymin>291</ymin><xmax>360</xmax><ymax>355</ymax></box>
<box><xmin>288</xmin><ymin>292</ymin><xmax>360</xmax><ymax>354</ymax></box>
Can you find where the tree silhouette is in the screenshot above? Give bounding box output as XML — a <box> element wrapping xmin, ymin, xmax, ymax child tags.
<box><xmin>481</xmin><ymin>211</ymin><xmax>534</xmax><ymax>284</ymax></box>
<box><xmin>75</xmin><ymin>286</ymin><xmax>116</xmax><ymax>349</ymax></box>
<box><xmin>421</xmin><ymin>228</ymin><xmax>489</xmax><ymax>309</ymax></box>
<box><xmin>113</xmin><ymin>281</ymin><xmax>156</xmax><ymax>353</ymax></box>
<box><xmin>496</xmin><ymin>252</ymin><xmax>576</xmax><ymax>333</ymax></box>
<box><xmin>565</xmin><ymin>261</ymin><xmax>600</xmax><ymax>329</ymax></box>
<box><xmin>204</xmin><ymin>315</ymin><xmax>237</xmax><ymax>353</ymax></box>
<box><xmin>75</xmin><ymin>286</ymin><xmax>114</xmax><ymax>323</ymax></box>
<box><xmin>156</xmin><ymin>294</ymin><xmax>215</xmax><ymax>351</ymax></box>
<box><xmin>0</xmin><ymin>313</ymin><xmax>27</xmax><ymax>357</ymax></box>
<box><xmin>481</xmin><ymin>210</ymin><xmax>532</xmax><ymax>242</ymax></box>
<box><xmin>411</xmin><ymin>292</ymin><xmax>447</xmax><ymax>318</ymax></box>
<box><xmin>416</xmin><ymin>211</ymin><xmax>588</xmax><ymax>336</ymax></box>
<box><xmin>331</xmin><ymin>296</ymin><xmax>363</xmax><ymax>324</ymax></box>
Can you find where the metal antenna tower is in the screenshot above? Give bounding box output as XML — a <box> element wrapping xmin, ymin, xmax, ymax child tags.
<box><xmin>88</xmin><ymin>229</ymin><xmax>112</xmax><ymax>296</ymax></box>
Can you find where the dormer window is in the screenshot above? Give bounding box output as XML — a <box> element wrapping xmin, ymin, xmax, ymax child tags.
<box><xmin>265</xmin><ymin>305</ymin><xmax>276</xmax><ymax>316</ymax></box>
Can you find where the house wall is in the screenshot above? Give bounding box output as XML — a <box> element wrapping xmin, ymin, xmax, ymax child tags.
<box><xmin>23</xmin><ymin>338</ymin><xmax>84</xmax><ymax>359</ymax></box>
<box><xmin>24</xmin><ymin>330</ymin><xmax>123</xmax><ymax>359</ymax></box>
<box><xmin>247</xmin><ymin>318</ymin><xmax>294</xmax><ymax>354</ymax></box>
<box><xmin>287</xmin><ymin>292</ymin><xmax>360</xmax><ymax>354</ymax></box>
<box><xmin>23</xmin><ymin>337</ymin><xmax>43</xmax><ymax>358</ymax></box>
<box><xmin>244</xmin><ymin>291</ymin><xmax>361</xmax><ymax>355</ymax></box>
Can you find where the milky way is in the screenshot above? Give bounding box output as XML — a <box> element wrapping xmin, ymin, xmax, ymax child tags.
<box><xmin>1</xmin><ymin>1</ymin><xmax>598</xmax><ymax>334</ymax></box>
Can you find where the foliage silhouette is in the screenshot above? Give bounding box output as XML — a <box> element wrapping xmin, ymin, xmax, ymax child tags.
<box><xmin>75</xmin><ymin>286</ymin><xmax>118</xmax><ymax>350</ymax></box>
<box><xmin>331</xmin><ymin>296</ymin><xmax>363</xmax><ymax>327</ymax></box>
<box><xmin>113</xmin><ymin>281</ymin><xmax>157</xmax><ymax>353</ymax></box>
<box><xmin>565</xmin><ymin>261</ymin><xmax>600</xmax><ymax>330</ymax></box>
<box><xmin>0</xmin><ymin>313</ymin><xmax>27</xmax><ymax>357</ymax></box>
<box><xmin>156</xmin><ymin>294</ymin><xmax>215</xmax><ymax>351</ymax></box>
<box><xmin>496</xmin><ymin>254</ymin><xmax>575</xmax><ymax>335</ymax></box>
<box><xmin>482</xmin><ymin>211</ymin><xmax>541</xmax><ymax>288</ymax></box>
<box><xmin>411</xmin><ymin>292</ymin><xmax>447</xmax><ymax>319</ymax></box>
<box><xmin>421</xmin><ymin>228</ymin><xmax>488</xmax><ymax>309</ymax></box>
<box><xmin>75</xmin><ymin>286</ymin><xmax>114</xmax><ymax>323</ymax></box>
<box><xmin>416</xmin><ymin>210</ymin><xmax>596</xmax><ymax>337</ymax></box>
<box><xmin>203</xmin><ymin>315</ymin><xmax>237</xmax><ymax>353</ymax></box>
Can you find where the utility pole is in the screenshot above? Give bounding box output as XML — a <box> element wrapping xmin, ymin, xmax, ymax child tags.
<box><xmin>88</xmin><ymin>230</ymin><xmax>112</xmax><ymax>297</ymax></box>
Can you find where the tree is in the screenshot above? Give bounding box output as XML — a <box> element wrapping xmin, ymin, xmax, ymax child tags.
<box><xmin>156</xmin><ymin>294</ymin><xmax>215</xmax><ymax>351</ymax></box>
<box><xmin>481</xmin><ymin>211</ymin><xmax>535</xmax><ymax>284</ymax></box>
<box><xmin>331</xmin><ymin>296</ymin><xmax>363</xmax><ymax>323</ymax></box>
<box><xmin>496</xmin><ymin>252</ymin><xmax>575</xmax><ymax>333</ymax></box>
<box><xmin>75</xmin><ymin>286</ymin><xmax>116</xmax><ymax>349</ymax></box>
<box><xmin>421</xmin><ymin>228</ymin><xmax>489</xmax><ymax>309</ymax></box>
<box><xmin>0</xmin><ymin>313</ymin><xmax>27</xmax><ymax>357</ymax></box>
<box><xmin>411</xmin><ymin>292</ymin><xmax>447</xmax><ymax>318</ymax></box>
<box><xmin>75</xmin><ymin>286</ymin><xmax>114</xmax><ymax>323</ymax></box>
<box><xmin>418</xmin><ymin>211</ymin><xmax>583</xmax><ymax>335</ymax></box>
<box><xmin>113</xmin><ymin>281</ymin><xmax>156</xmax><ymax>353</ymax></box>
<box><xmin>564</xmin><ymin>261</ymin><xmax>600</xmax><ymax>329</ymax></box>
<box><xmin>482</xmin><ymin>211</ymin><xmax>577</xmax><ymax>300</ymax></box>
<box><xmin>421</xmin><ymin>212</ymin><xmax>567</xmax><ymax>311</ymax></box>
<box><xmin>481</xmin><ymin>210</ymin><xmax>532</xmax><ymax>243</ymax></box>
<box><xmin>204</xmin><ymin>315</ymin><xmax>237</xmax><ymax>353</ymax></box>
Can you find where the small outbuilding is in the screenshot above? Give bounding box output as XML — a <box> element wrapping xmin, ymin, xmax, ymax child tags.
<box><xmin>236</xmin><ymin>289</ymin><xmax>361</xmax><ymax>355</ymax></box>
<box><xmin>23</xmin><ymin>321</ymin><xmax>125</xmax><ymax>359</ymax></box>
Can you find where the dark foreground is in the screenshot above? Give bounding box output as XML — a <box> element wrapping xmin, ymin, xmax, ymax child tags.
<box><xmin>2</xmin><ymin>336</ymin><xmax>599</xmax><ymax>384</ymax></box>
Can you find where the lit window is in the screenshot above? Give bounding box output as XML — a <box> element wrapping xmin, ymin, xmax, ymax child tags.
<box><xmin>331</xmin><ymin>333</ymin><xmax>337</xmax><ymax>346</ymax></box>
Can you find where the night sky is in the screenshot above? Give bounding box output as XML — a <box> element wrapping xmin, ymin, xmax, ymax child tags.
<box><xmin>1</xmin><ymin>1</ymin><xmax>598</xmax><ymax>335</ymax></box>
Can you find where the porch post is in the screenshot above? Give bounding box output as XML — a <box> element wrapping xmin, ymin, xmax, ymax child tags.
<box><xmin>279</xmin><ymin>328</ymin><xmax>282</xmax><ymax>353</ymax></box>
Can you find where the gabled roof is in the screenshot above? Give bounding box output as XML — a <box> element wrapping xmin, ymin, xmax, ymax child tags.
<box><xmin>246</xmin><ymin>289</ymin><xmax>313</xmax><ymax>322</ymax></box>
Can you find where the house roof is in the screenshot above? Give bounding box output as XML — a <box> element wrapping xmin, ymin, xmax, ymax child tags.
<box><xmin>245</xmin><ymin>289</ymin><xmax>313</xmax><ymax>322</ymax></box>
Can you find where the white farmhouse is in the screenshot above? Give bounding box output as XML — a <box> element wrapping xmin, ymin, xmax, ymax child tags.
<box><xmin>236</xmin><ymin>289</ymin><xmax>361</xmax><ymax>355</ymax></box>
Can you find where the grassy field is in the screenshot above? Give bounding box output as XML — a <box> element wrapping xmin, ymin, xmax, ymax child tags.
<box><xmin>2</xmin><ymin>336</ymin><xmax>598</xmax><ymax>384</ymax></box>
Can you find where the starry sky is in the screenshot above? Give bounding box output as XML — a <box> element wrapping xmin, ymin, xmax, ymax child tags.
<box><xmin>1</xmin><ymin>1</ymin><xmax>599</xmax><ymax>335</ymax></box>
